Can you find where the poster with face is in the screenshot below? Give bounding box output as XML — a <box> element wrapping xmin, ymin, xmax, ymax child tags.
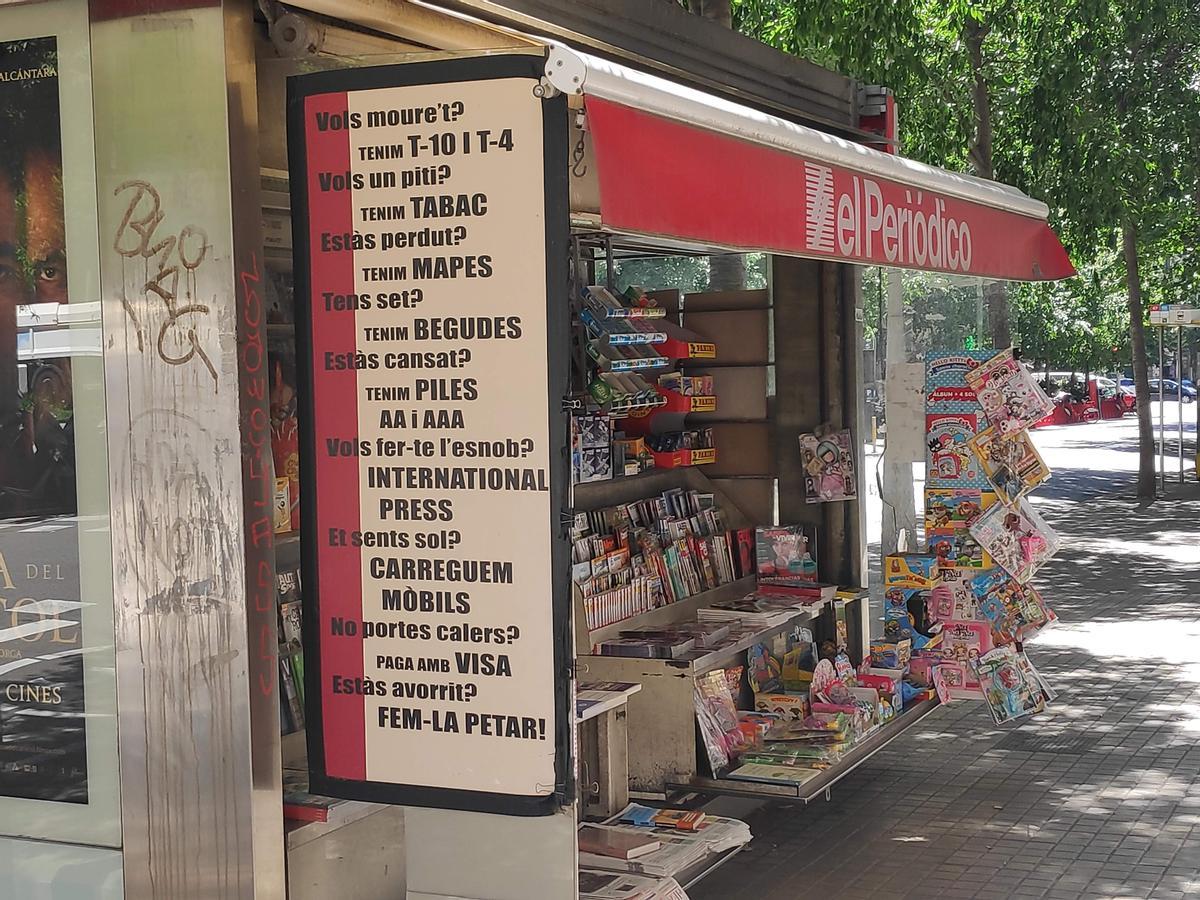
<box><xmin>0</xmin><ymin>37</ymin><xmax>74</xmax><ymax>518</ymax></box>
<box><xmin>0</xmin><ymin>36</ymin><xmax>87</xmax><ymax>804</ymax></box>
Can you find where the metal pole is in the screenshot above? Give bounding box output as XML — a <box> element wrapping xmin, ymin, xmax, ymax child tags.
<box><xmin>604</xmin><ymin>234</ymin><xmax>615</xmax><ymax>290</ymax></box>
<box><xmin>1179</xmin><ymin>326</ymin><xmax>1185</xmax><ymax>484</ymax></box>
<box><xmin>976</xmin><ymin>278</ymin><xmax>985</xmax><ymax>347</ymax></box>
<box><xmin>877</xmin><ymin>267</ymin><xmax>884</xmax><ymax>385</ymax></box>
<box><xmin>1159</xmin><ymin>326</ymin><xmax>1166</xmax><ymax>493</ymax></box>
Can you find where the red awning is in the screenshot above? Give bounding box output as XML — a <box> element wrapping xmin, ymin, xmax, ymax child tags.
<box><xmin>546</xmin><ymin>48</ymin><xmax>1074</xmax><ymax>282</ymax></box>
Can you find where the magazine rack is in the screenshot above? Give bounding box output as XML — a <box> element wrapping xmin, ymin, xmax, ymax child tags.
<box><xmin>572</xmin><ymin>466</ymin><xmax>851</xmax><ymax>795</ymax></box>
<box><xmin>667</xmin><ymin>697</ymin><xmax>941</xmax><ymax>802</ymax></box>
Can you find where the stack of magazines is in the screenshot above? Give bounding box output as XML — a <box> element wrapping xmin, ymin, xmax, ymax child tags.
<box><xmin>578</xmin><ymin>812</ymin><xmax>751</xmax><ymax>881</ymax></box>
<box><xmin>697</xmin><ymin>592</ymin><xmax>812</xmax><ymax>629</ymax></box>
<box><xmin>726</xmin><ymin>713</ymin><xmax>853</xmax><ymax>785</ymax></box>
<box><xmin>612</xmin><ymin>805</ymin><xmax>752</xmax><ymax>855</ymax></box>
<box><xmin>573</xmin><ymin>488</ymin><xmax>758</xmax><ymax>631</ymax></box>
<box><xmin>579</xmin><ymin>870</ymin><xmax>688</xmax><ymax>900</ymax></box>
<box><xmin>597</xmin><ymin>621</ymin><xmax>736</xmax><ymax>659</ymax></box>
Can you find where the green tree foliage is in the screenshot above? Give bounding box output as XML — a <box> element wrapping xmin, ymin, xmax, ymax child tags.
<box><xmin>597</xmin><ymin>253</ymin><xmax>768</xmax><ymax>295</ymax></box>
<box><xmin>1018</xmin><ymin>0</ymin><xmax>1200</xmax><ymax>497</ymax></box>
<box><xmin>1012</xmin><ymin>251</ymin><xmax>1130</xmax><ymax>376</ymax></box>
<box><xmin>735</xmin><ymin>0</ymin><xmax>1200</xmax><ymax>498</ymax></box>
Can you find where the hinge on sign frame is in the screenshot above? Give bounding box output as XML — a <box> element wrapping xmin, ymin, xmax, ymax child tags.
<box><xmin>533</xmin><ymin>76</ymin><xmax>560</xmax><ymax>100</ymax></box>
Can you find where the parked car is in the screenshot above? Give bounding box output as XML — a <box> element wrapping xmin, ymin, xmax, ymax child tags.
<box><xmin>1148</xmin><ymin>379</ymin><xmax>1197</xmax><ymax>403</ymax></box>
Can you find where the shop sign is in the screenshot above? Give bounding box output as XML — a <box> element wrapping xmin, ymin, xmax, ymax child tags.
<box><xmin>1149</xmin><ymin>305</ymin><xmax>1200</xmax><ymax>326</ymax></box>
<box><xmin>289</xmin><ymin>54</ymin><xmax>571</xmax><ymax>816</ymax></box>
<box><xmin>585</xmin><ymin>98</ymin><xmax>1075</xmax><ymax>282</ymax></box>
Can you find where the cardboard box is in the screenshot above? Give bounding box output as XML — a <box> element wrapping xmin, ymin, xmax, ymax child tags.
<box><xmin>273</xmin><ymin>477</ymin><xmax>291</xmax><ymax>534</ymax></box>
<box><xmin>753</xmin><ymin>692</ymin><xmax>810</xmax><ymax>720</ymax></box>
<box><xmin>870</xmin><ymin>638</ymin><xmax>912</xmax><ymax>670</ymax></box>
<box><xmin>884</xmin><ymin>554</ymin><xmax>938</xmax><ymax>589</ymax></box>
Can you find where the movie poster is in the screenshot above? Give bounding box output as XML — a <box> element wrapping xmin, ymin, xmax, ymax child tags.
<box><xmin>0</xmin><ymin>36</ymin><xmax>87</xmax><ymax>804</ymax></box>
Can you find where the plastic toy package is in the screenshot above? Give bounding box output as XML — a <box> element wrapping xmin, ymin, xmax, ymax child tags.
<box><xmin>694</xmin><ymin>670</ymin><xmax>746</xmax><ymax>774</ymax></box>
<box><xmin>968</xmin><ymin>424</ymin><xmax>1051</xmax><ymax>503</ymax></box>
<box><xmin>966</xmin><ymin>348</ymin><xmax>1056</xmax><ymax>436</ymax></box>
<box><xmin>968</xmin><ymin>496</ymin><xmax>1060</xmax><ymax>583</ymax></box>
<box><xmin>972</xmin><ymin>644</ymin><xmax>1055</xmax><ymax>725</ymax></box>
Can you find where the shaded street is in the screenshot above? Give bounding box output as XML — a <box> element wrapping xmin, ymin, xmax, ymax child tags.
<box><xmin>694</xmin><ymin>411</ymin><xmax>1200</xmax><ymax>900</ymax></box>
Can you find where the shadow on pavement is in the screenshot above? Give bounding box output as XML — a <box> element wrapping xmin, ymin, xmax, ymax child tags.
<box><xmin>692</xmin><ymin>416</ymin><xmax>1200</xmax><ymax>900</ymax></box>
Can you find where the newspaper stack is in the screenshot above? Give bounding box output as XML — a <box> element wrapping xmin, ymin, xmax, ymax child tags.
<box><xmin>696</xmin><ymin>593</ymin><xmax>803</xmax><ymax>628</ymax></box>
<box><xmin>578</xmin><ymin>826</ymin><xmax>709</xmax><ymax>879</ymax></box>
<box><xmin>579</xmin><ymin>870</ymin><xmax>689</xmax><ymax>900</ymax></box>
<box><xmin>580</xmin><ymin>810</ymin><xmax>753</xmax><ymax>881</ymax></box>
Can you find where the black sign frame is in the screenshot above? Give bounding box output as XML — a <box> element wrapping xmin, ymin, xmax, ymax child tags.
<box><xmin>287</xmin><ymin>52</ymin><xmax>572</xmax><ymax>817</ymax></box>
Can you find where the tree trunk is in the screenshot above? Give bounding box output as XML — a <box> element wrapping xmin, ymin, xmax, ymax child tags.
<box><xmin>707</xmin><ymin>253</ymin><xmax>746</xmax><ymax>291</ymax></box>
<box><xmin>687</xmin><ymin>0</ymin><xmax>732</xmax><ymax>28</ymax></box>
<box><xmin>964</xmin><ymin>21</ymin><xmax>994</xmax><ymax>180</ymax></box>
<box><xmin>964</xmin><ymin>21</ymin><xmax>1011</xmax><ymax>349</ymax></box>
<box><xmin>1122</xmin><ymin>220</ymin><xmax>1157</xmax><ymax>500</ymax></box>
<box><xmin>881</xmin><ymin>270</ymin><xmax>916</xmax><ymax>557</ymax></box>
<box><xmin>984</xmin><ymin>280</ymin><xmax>1010</xmax><ymax>348</ymax></box>
<box><xmin>685</xmin><ymin>0</ymin><xmax>740</xmax><ymax>289</ymax></box>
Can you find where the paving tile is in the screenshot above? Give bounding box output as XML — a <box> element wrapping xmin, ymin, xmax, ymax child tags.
<box><xmin>688</xmin><ymin>477</ymin><xmax>1200</xmax><ymax>900</ymax></box>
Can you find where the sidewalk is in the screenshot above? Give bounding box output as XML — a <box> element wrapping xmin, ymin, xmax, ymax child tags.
<box><xmin>692</xmin><ymin>424</ymin><xmax>1200</xmax><ymax>900</ymax></box>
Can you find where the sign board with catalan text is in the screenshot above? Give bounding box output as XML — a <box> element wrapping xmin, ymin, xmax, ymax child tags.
<box><xmin>288</xmin><ymin>53</ymin><xmax>571</xmax><ymax>816</ymax></box>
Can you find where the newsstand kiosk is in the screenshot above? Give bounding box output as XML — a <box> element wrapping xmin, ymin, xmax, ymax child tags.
<box><xmin>0</xmin><ymin>1</ymin><xmax>1074</xmax><ymax>897</ymax></box>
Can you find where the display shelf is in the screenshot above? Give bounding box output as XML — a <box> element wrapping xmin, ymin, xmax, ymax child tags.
<box><xmin>681</xmin><ymin>605</ymin><xmax>825</xmax><ymax>676</ymax></box>
<box><xmin>578</xmin><ymin>599</ymin><xmax>837</xmax><ymax>795</ymax></box>
<box><xmin>649</xmin><ymin>447</ymin><xmax>716</xmax><ymax>468</ymax></box>
<box><xmin>568</xmin><ymin>466</ymin><xmax>761</xmax><ymax>793</ymax></box>
<box><xmin>658</xmin><ymin>321</ymin><xmax>717</xmax><ymax>363</ymax></box>
<box><xmin>581</xmin><ymin>599</ymin><xmax>824</xmax><ymax>678</ymax></box>
<box><xmin>285</xmin><ymin>798</ymin><xmax>389</xmax><ymax>851</ymax></box>
<box><xmin>604</xmin><ymin>306</ymin><xmax>667</xmax><ymax>319</ymax></box>
<box><xmin>571</xmin><ymin>464</ymin><xmax>735</xmax><ymax>514</ymax></box>
<box><xmin>617</xmin><ymin>388</ymin><xmax>716</xmax><ymax>436</ymax></box>
<box><xmin>571</xmin><ymin>467</ymin><xmax>679</xmax><ymax>509</ymax></box>
<box><xmin>585</xmin><ymin>322</ymin><xmax>715</xmax><ymax>372</ymax></box>
<box><xmin>581</xmin><ymin>308</ymin><xmax>667</xmax><ymax>345</ymax></box>
<box><xmin>576</xmin><ymin>682</ymin><xmax>643</xmax><ymax>724</ymax></box>
<box><xmin>657</xmin><ymin>389</ymin><xmax>717</xmax><ymax>415</ymax></box>
<box><xmin>677</xmin><ymin>844</ymin><xmax>748</xmax><ymax>891</ymax></box>
<box><xmin>603</xmin><ymin>394</ymin><xmax>669</xmax><ymax>418</ymax></box>
<box><xmin>577</xmin><ymin>575</ymin><xmax>755</xmax><ymax>653</ymax></box>
<box><xmin>587</xmin><ymin>340</ymin><xmax>672</xmax><ymax>372</ymax></box>
<box><xmin>666</xmin><ymin>698</ymin><xmax>942</xmax><ymax>802</ymax></box>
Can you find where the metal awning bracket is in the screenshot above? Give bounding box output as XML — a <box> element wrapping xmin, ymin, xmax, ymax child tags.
<box><xmin>545</xmin><ymin>44</ymin><xmax>587</xmax><ymax>95</ymax></box>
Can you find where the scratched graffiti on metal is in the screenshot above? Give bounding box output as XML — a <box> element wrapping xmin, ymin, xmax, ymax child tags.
<box><xmin>112</xmin><ymin>405</ymin><xmax>239</xmax><ymax>617</ymax></box>
<box><xmin>113</xmin><ymin>180</ymin><xmax>218</xmax><ymax>386</ymax></box>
